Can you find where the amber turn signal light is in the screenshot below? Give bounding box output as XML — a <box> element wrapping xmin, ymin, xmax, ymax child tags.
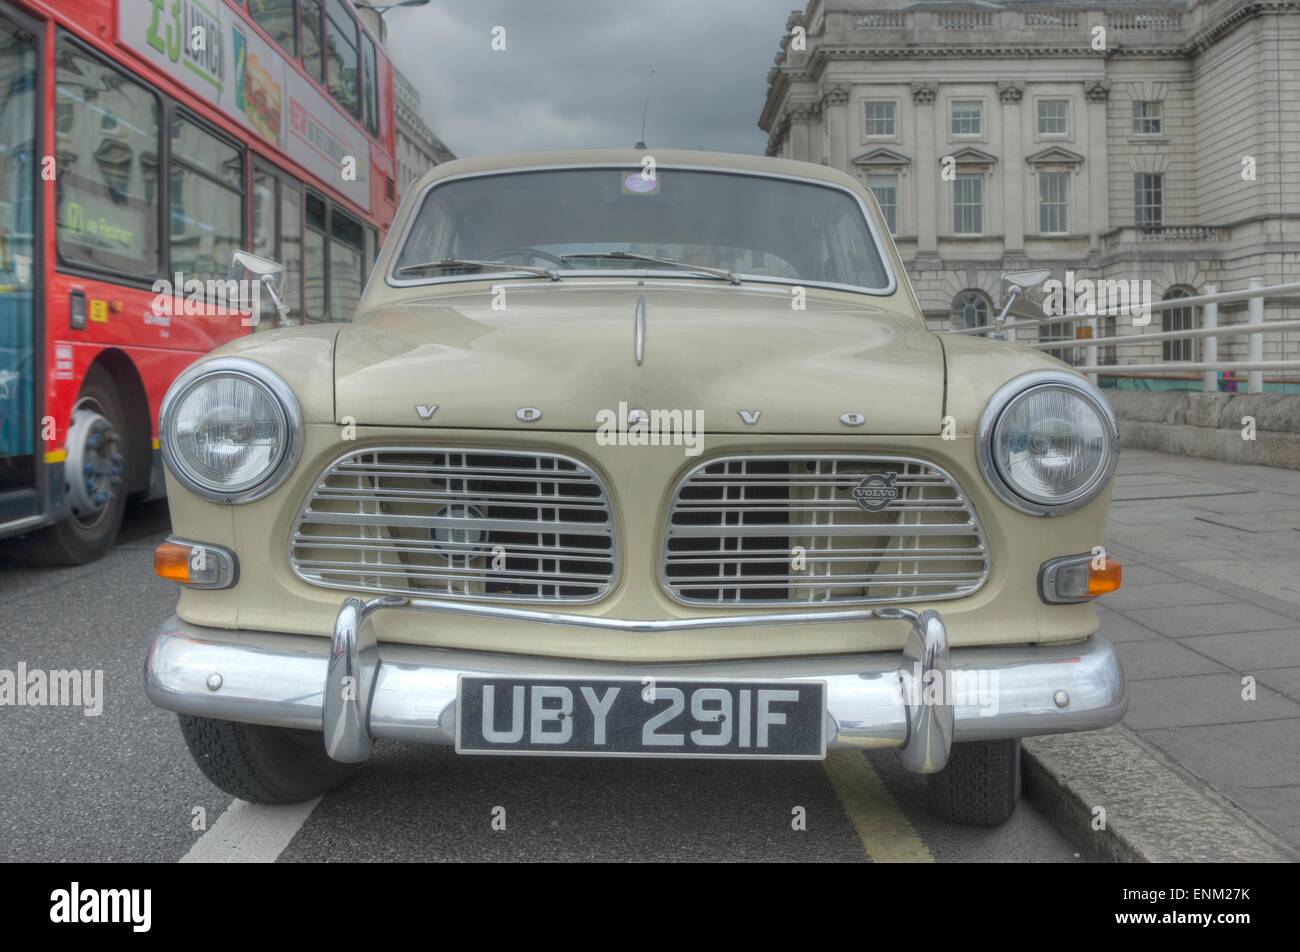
<box><xmin>1039</xmin><ymin>553</ymin><xmax>1122</xmax><ymax>604</ymax></box>
<box><xmin>154</xmin><ymin>539</ymin><xmax>238</xmax><ymax>589</ymax></box>
<box><xmin>154</xmin><ymin>541</ymin><xmax>192</xmax><ymax>583</ymax></box>
<box><xmin>1087</xmin><ymin>557</ymin><xmax>1122</xmax><ymax>596</ymax></box>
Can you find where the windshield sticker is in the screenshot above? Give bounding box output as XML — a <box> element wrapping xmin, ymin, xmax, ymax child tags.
<box><xmin>622</xmin><ymin>171</ymin><xmax>659</xmax><ymax>195</ymax></box>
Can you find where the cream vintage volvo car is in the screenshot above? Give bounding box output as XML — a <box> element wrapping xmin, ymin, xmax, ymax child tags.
<box><xmin>144</xmin><ymin>150</ymin><xmax>1126</xmax><ymax>826</ymax></box>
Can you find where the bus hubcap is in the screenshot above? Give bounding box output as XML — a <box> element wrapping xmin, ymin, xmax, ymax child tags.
<box><xmin>65</xmin><ymin>403</ymin><xmax>124</xmax><ymax>525</ymax></box>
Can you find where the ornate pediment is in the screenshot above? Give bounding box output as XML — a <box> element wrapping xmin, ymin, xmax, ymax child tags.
<box><xmin>852</xmin><ymin>147</ymin><xmax>911</xmax><ymax>168</ymax></box>
<box><xmin>1025</xmin><ymin>146</ymin><xmax>1085</xmax><ymax>167</ymax></box>
<box><xmin>944</xmin><ymin>146</ymin><xmax>998</xmax><ymax>167</ymax></box>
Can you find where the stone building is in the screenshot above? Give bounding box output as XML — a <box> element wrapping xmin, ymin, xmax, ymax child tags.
<box><xmin>394</xmin><ymin>66</ymin><xmax>456</xmax><ymax>197</ymax></box>
<box><xmin>759</xmin><ymin>0</ymin><xmax>1300</xmax><ymax>387</ymax></box>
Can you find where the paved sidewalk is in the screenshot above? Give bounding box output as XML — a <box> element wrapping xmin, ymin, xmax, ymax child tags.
<box><xmin>1096</xmin><ymin>448</ymin><xmax>1300</xmax><ymax>852</ymax></box>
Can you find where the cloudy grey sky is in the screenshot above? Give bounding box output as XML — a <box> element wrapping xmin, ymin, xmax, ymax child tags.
<box><xmin>383</xmin><ymin>0</ymin><xmax>800</xmax><ymax>158</ymax></box>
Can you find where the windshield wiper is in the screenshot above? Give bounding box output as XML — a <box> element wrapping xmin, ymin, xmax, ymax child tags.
<box><xmin>395</xmin><ymin>258</ymin><xmax>560</xmax><ymax>280</ymax></box>
<box><xmin>559</xmin><ymin>251</ymin><xmax>740</xmax><ymax>285</ymax></box>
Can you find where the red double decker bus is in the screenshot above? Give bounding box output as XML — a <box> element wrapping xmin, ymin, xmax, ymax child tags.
<box><xmin>0</xmin><ymin>0</ymin><xmax>399</xmax><ymax>562</ymax></box>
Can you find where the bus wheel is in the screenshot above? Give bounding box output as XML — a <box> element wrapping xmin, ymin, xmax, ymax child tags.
<box><xmin>27</xmin><ymin>368</ymin><xmax>130</xmax><ymax>565</ymax></box>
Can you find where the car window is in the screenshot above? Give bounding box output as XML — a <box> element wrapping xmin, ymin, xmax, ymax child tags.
<box><xmin>393</xmin><ymin>168</ymin><xmax>892</xmax><ymax>292</ymax></box>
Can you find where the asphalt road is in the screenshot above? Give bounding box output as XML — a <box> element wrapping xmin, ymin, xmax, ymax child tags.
<box><xmin>0</xmin><ymin>502</ymin><xmax>1081</xmax><ymax>863</ymax></box>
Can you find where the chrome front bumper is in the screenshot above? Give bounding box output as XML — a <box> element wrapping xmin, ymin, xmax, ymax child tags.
<box><xmin>144</xmin><ymin>596</ymin><xmax>1127</xmax><ymax>774</ymax></box>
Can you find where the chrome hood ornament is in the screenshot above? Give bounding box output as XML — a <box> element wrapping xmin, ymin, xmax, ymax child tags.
<box><xmin>634</xmin><ymin>295</ymin><xmax>646</xmax><ymax>366</ymax></box>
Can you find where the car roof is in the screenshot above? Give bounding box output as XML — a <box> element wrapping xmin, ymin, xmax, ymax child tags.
<box><xmin>407</xmin><ymin>149</ymin><xmax>866</xmax><ymax>194</ymax></box>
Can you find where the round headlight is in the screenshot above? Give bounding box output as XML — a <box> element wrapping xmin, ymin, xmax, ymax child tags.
<box><xmin>161</xmin><ymin>357</ymin><xmax>302</xmax><ymax>502</ymax></box>
<box><xmin>978</xmin><ymin>371</ymin><xmax>1117</xmax><ymax>515</ymax></box>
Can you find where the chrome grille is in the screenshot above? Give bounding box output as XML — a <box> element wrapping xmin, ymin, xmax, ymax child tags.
<box><xmin>662</xmin><ymin>455</ymin><xmax>988</xmax><ymax>606</ymax></box>
<box><xmin>291</xmin><ymin>448</ymin><xmax>616</xmax><ymax>602</ymax></box>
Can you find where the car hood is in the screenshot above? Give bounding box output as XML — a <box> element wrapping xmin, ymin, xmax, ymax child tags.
<box><xmin>333</xmin><ymin>283</ymin><xmax>945</xmax><ymax>434</ymax></box>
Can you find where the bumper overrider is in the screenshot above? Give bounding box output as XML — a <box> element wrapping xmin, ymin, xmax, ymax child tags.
<box><xmin>144</xmin><ymin>596</ymin><xmax>1127</xmax><ymax>773</ymax></box>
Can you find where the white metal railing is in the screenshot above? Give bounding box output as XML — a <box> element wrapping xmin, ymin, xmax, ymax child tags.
<box><xmin>944</xmin><ymin>279</ymin><xmax>1300</xmax><ymax>393</ymax></box>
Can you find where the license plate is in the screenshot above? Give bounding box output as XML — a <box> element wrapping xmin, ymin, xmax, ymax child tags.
<box><xmin>456</xmin><ymin>676</ymin><xmax>826</xmax><ymax>759</ymax></box>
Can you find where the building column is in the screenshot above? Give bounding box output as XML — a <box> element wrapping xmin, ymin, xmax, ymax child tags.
<box><xmin>790</xmin><ymin>107</ymin><xmax>813</xmax><ymax>163</ymax></box>
<box><xmin>1085</xmin><ymin>80</ymin><xmax>1110</xmax><ymax>254</ymax></box>
<box><xmin>821</xmin><ymin>85</ymin><xmax>851</xmax><ymax>171</ymax></box>
<box><xmin>998</xmin><ymin>81</ymin><xmax>1025</xmax><ymax>255</ymax></box>
<box><xmin>912</xmin><ymin>82</ymin><xmax>939</xmax><ymax>256</ymax></box>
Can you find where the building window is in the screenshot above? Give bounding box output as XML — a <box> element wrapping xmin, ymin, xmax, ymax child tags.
<box><xmin>1132</xmin><ymin>100</ymin><xmax>1163</xmax><ymax>135</ymax></box>
<box><xmin>1162</xmin><ymin>287</ymin><xmax>1197</xmax><ymax>363</ymax></box>
<box><xmin>864</xmin><ymin>101</ymin><xmax>896</xmax><ymax>137</ymax></box>
<box><xmin>54</xmin><ymin>40</ymin><xmax>161</xmax><ymax>277</ymax></box>
<box><xmin>953</xmin><ymin>173</ymin><xmax>983</xmax><ymax>234</ymax></box>
<box><xmin>951</xmin><ymin>101</ymin><xmax>982</xmax><ymax>136</ymax></box>
<box><xmin>249</xmin><ymin>0</ymin><xmax>296</xmax><ymax>55</ymax></box>
<box><xmin>1038</xmin><ymin>319</ymin><xmax>1076</xmax><ymax>365</ymax></box>
<box><xmin>866</xmin><ymin>173</ymin><xmax>897</xmax><ymax>234</ymax></box>
<box><xmin>951</xmin><ymin>290</ymin><xmax>991</xmax><ymax>329</ymax></box>
<box><xmin>1135</xmin><ymin>173</ymin><xmax>1164</xmax><ymax>227</ymax></box>
<box><xmin>1039</xmin><ymin>171</ymin><xmax>1069</xmax><ymax>234</ymax></box>
<box><xmin>1037</xmin><ymin>99</ymin><xmax>1068</xmax><ymax>135</ymax></box>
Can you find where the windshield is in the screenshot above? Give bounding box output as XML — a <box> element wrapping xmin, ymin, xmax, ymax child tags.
<box><xmin>390</xmin><ymin>167</ymin><xmax>893</xmax><ymax>292</ymax></box>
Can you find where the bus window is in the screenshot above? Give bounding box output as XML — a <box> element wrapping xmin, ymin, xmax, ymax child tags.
<box><xmin>171</xmin><ymin>115</ymin><xmax>242</xmax><ymax>188</ymax></box>
<box><xmin>280</xmin><ymin>181</ymin><xmax>303</xmax><ymax>317</ymax></box>
<box><xmin>54</xmin><ymin>40</ymin><xmax>160</xmax><ymax>277</ymax></box>
<box><xmin>0</xmin><ymin>12</ymin><xmax>37</xmax><ymax>493</ymax></box>
<box><xmin>249</xmin><ymin>0</ymin><xmax>297</xmax><ymax>56</ymax></box>
<box><xmin>301</xmin><ymin>0</ymin><xmax>324</xmax><ymax>84</ymax></box>
<box><xmin>365</xmin><ymin>225</ymin><xmax>379</xmax><ymax>282</ymax></box>
<box><xmin>329</xmin><ymin>206</ymin><xmax>364</xmax><ymax>322</ymax></box>
<box><xmin>325</xmin><ymin>0</ymin><xmax>360</xmax><ymax>118</ymax></box>
<box><xmin>252</xmin><ymin>166</ymin><xmax>304</xmax><ymax>328</ymax></box>
<box><xmin>252</xmin><ymin>168</ymin><xmax>275</xmax><ymax>261</ymax></box>
<box><xmin>304</xmin><ymin>191</ymin><xmax>326</xmax><ymax>321</ymax></box>
<box><xmin>169</xmin><ymin>116</ymin><xmax>243</xmax><ymax>285</ymax></box>
<box><xmin>361</xmin><ymin>34</ymin><xmax>379</xmax><ymax>137</ymax></box>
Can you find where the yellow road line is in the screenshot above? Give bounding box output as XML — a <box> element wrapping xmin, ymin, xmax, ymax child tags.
<box><xmin>823</xmin><ymin>750</ymin><xmax>934</xmax><ymax>863</ymax></box>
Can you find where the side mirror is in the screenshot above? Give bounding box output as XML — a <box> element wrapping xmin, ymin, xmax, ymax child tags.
<box><xmin>1001</xmin><ymin>269</ymin><xmax>1053</xmax><ymax>291</ymax></box>
<box><xmin>992</xmin><ymin>269</ymin><xmax>1056</xmax><ymax>334</ymax></box>
<box><xmin>229</xmin><ymin>250</ymin><xmax>292</xmax><ymax>327</ymax></box>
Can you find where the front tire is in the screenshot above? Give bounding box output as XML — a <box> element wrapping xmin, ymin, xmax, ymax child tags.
<box><xmin>25</xmin><ymin>367</ymin><xmax>129</xmax><ymax>565</ymax></box>
<box><xmin>178</xmin><ymin>715</ymin><xmax>356</xmax><ymax>805</ymax></box>
<box><xmin>926</xmin><ymin>738</ymin><xmax>1021</xmax><ymax>826</ymax></box>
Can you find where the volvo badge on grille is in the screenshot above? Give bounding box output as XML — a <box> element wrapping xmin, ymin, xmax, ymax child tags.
<box><xmin>851</xmin><ymin>473</ymin><xmax>899</xmax><ymax>512</ymax></box>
